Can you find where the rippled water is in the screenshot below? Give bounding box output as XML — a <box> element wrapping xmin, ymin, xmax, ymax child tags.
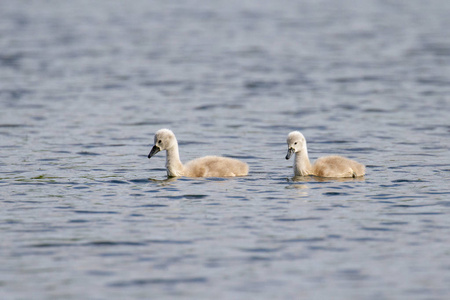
<box><xmin>1</xmin><ymin>0</ymin><xmax>450</xmax><ymax>299</ymax></box>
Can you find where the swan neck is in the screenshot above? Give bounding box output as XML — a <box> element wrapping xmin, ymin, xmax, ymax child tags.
<box><xmin>294</xmin><ymin>146</ymin><xmax>312</xmax><ymax>176</ymax></box>
<box><xmin>166</xmin><ymin>143</ymin><xmax>184</xmax><ymax>177</ymax></box>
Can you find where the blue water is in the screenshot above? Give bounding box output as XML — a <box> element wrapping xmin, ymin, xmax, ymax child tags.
<box><xmin>1</xmin><ymin>0</ymin><xmax>450</xmax><ymax>299</ymax></box>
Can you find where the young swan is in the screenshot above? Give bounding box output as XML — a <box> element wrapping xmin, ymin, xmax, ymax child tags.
<box><xmin>148</xmin><ymin>129</ymin><xmax>249</xmax><ymax>177</ymax></box>
<box><xmin>285</xmin><ymin>131</ymin><xmax>365</xmax><ymax>178</ymax></box>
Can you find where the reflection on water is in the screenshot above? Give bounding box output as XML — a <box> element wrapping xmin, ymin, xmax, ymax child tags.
<box><xmin>1</xmin><ymin>0</ymin><xmax>450</xmax><ymax>299</ymax></box>
<box><xmin>285</xmin><ymin>184</ymin><xmax>309</xmax><ymax>197</ymax></box>
<box><xmin>290</xmin><ymin>176</ymin><xmax>366</xmax><ymax>183</ymax></box>
<box><xmin>148</xmin><ymin>177</ymin><xmax>179</xmax><ymax>185</ymax></box>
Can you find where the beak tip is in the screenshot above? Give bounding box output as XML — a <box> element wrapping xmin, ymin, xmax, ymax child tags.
<box><xmin>286</xmin><ymin>148</ymin><xmax>294</xmax><ymax>160</ymax></box>
<box><xmin>148</xmin><ymin>145</ymin><xmax>161</xmax><ymax>159</ymax></box>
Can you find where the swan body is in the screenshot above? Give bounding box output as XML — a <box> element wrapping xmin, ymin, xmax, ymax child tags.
<box><xmin>148</xmin><ymin>129</ymin><xmax>248</xmax><ymax>177</ymax></box>
<box><xmin>286</xmin><ymin>131</ymin><xmax>365</xmax><ymax>178</ymax></box>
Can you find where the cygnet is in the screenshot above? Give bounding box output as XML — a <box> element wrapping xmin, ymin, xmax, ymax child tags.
<box><xmin>148</xmin><ymin>129</ymin><xmax>249</xmax><ymax>177</ymax></box>
<box><xmin>286</xmin><ymin>131</ymin><xmax>365</xmax><ymax>178</ymax></box>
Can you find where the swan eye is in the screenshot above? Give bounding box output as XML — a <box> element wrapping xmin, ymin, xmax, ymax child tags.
<box><xmin>294</xmin><ymin>142</ymin><xmax>297</xmax><ymax>145</ymax></box>
<box><xmin>158</xmin><ymin>140</ymin><xmax>162</xmax><ymax>144</ymax></box>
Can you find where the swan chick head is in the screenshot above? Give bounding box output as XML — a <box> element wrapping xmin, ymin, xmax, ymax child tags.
<box><xmin>148</xmin><ymin>128</ymin><xmax>177</xmax><ymax>158</ymax></box>
<box><xmin>286</xmin><ymin>131</ymin><xmax>306</xmax><ymax>160</ymax></box>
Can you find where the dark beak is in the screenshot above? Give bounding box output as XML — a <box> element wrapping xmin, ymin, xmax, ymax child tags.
<box><xmin>285</xmin><ymin>148</ymin><xmax>295</xmax><ymax>160</ymax></box>
<box><xmin>148</xmin><ymin>145</ymin><xmax>161</xmax><ymax>158</ymax></box>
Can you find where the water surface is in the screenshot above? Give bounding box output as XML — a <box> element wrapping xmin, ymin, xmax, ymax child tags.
<box><xmin>1</xmin><ymin>0</ymin><xmax>450</xmax><ymax>299</ymax></box>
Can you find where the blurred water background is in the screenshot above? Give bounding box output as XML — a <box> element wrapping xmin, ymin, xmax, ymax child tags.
<box><xmin>1</xmin><ymin>0</ymin><xmax>450</xmax><ymax>299</ymax></box>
